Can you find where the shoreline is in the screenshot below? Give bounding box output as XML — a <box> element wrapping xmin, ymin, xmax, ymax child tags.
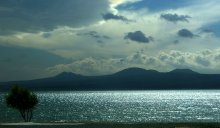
<box><xmin>0</xmin><ymin>122</ymin><xmax>85</xmax><ymax>125</ymax></box>
<box><xmin>1</xmin><ymin>122</ymin><xmax>220</xmax><ymax>128</ymax></box>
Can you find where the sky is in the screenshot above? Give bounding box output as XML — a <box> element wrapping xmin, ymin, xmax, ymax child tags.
<box><xmin>0</xmin><ymin>0</ymin><xmax>220</xmax><ymax>81</ymax></box>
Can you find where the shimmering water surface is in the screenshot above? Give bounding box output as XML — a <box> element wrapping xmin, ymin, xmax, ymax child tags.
<box><xmin>1</xmin><ymin>90</ymin><xmax>220</xmax><ymax>123</ymax></box>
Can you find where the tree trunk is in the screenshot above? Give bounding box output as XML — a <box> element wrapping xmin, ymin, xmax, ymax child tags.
<box><xmin>19</xmin><ymin>110</ymin><xmax>25</xmax><ymax>122</ymax></box>
<box><xmin>29</xmin><ymin>110</ymin><xmax>33</xmax><ymax>122</ymax></box>
<box><xmin>19</xmin><ymin>109</ymin><xmax>33</xmax><ymax>122</ymax></box>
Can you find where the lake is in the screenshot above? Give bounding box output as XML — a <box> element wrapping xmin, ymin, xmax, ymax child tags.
<box><xmin>1</xmin><ymin>90</ymin><xmax>220</xmax><ymax>123</ymax></box>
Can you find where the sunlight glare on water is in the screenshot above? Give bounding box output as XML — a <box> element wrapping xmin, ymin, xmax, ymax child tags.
<box><xmin>1</xmin><ymin>90</ymin><xmax>220</xmax><ymax>123</ymax></box>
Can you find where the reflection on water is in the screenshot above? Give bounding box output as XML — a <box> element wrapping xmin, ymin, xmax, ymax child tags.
<box><xmin>1</xmin><ymin>90</ymin><xmax>220</xmax><ymax>123</ymax></box>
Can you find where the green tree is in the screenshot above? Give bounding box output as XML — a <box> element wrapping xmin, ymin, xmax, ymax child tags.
<box><xmin>5</xmin><ymin>85</ymin><xmax>38</xmax><ymax>122</ymax></box>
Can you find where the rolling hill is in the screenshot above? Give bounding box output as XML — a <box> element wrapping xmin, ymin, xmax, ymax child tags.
<box><xmin>1</xmin><ymin>68</ymin><xmax>220</xmax><ymax>91</ymax></box>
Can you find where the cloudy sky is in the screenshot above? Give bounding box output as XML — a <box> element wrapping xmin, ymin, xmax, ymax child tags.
<box><xmin>0</xmin><ymin>0</ymin><xmax>220</xmax><ymax>81</ymax></box>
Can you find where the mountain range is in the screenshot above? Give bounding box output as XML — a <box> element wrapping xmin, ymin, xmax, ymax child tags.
<box><xmin>1</xmin><ymin>68</ymin><xmax>220</xmax><ymax>91</ymax></box>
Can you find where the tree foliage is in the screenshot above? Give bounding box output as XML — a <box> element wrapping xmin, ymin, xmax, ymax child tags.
<box><xmin>5</xmin><ymin>85</ymin><xmax>38</xmax><ymax>122</ymax></box>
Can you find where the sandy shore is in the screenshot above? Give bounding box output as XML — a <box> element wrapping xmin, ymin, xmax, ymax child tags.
<box><xmin>1</xmin><ymin>122</ymin><xmax>220</xmax><ymax>128</ymax></box>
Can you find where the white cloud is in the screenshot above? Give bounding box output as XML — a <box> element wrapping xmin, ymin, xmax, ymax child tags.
<box><xmin>109</xmin><ymin>0</ymin><xmax>142</xmax><ymax>13</ymax></box>
<box><xmin>47</xmin><ymin>48</ymin><xmax>220</xmax><ymax>76</ymax></box>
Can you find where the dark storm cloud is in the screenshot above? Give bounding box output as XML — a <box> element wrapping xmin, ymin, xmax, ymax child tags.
<box><xmin>202</xmin><ymin>29</ymin><xmax>214</xmax><ymax>33</ymax></box>
<box><xmin>178</xmin><ymin>29</ymin><xmax>194</xmax><ymax>38</ymax></box>
<box><xmin>0</xmin><ymin>0</ymin><xmax>109</xmax><ymax>35</ymax></box>
<box><xmin>42</xmin><ymin>32</ymin><xmax>52</xmax><ymax>38</ymax></box>
<box><xmin>85</xmin><ymin>31</ymin><xmax>101</xmax><ymax>38</ymax></box>
<box><xmin>103</xmin><ymin>35</ymin><xmax>111</xmax><ymax>39</ymax></box>
<box><xmin>124</xmin><ymin>31</ymin><xmax>153</xmax><ymax>43</ymax></box>
<box><xmin>203</xmin><ymin>22</ymin><xmax>220</xmax><ymax>37</ymax></box>
<box><xmin>102</xmin><ymin>13</ymin><xmax>131</xmax><ymax>22</ymax></box>
<box><xmin>77</xmin><ymin>31</ymin><xmax>111</xmax><ymax>43</ymax></box>
<box><xmin>78</xmin><ymin>31</ymin><xmax>111</xmax><ymax>39</ymax></box>
<box><xmin>199</xmin><ymin>29</ymin><xmax>215</xmax><ymax>36</ymax></box>
<box><xmin>160</xmin><ymin>13</ymin><xmax>191</xmax><ymax>23</ymax></box>
<box><xmin>173</xmin><ymin>40</ymin><xmax>179</xmax><ymax>44</ymax></box>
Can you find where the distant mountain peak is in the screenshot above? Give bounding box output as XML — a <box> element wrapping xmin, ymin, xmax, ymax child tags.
<box><xmin>55</xmin><ymin>72</ymin><xmax>81</xmax><ymax>78</ymax></box>
<box><xmin>120</xmin><ymin>67</ymin><xmax>147</xmax><ymax>72</ymax></box>
<box><xmin>3</xmin><ymin>67</ymin><xmax>220</xmax><ymax>91</ymax></box>
<box><xmin>169</xmin><ymin>69</ymin><xmax>199</xmax><ymax>74</ymax></box>
<box><xmin>114</xmin><ymin>67</ymin><xmax>159</xmax><ymax>76</ymax></box>
<box><xmin>58</xmin><ymin>71</ymin><xmax>74</xmax><ymax>75</ymax></box>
